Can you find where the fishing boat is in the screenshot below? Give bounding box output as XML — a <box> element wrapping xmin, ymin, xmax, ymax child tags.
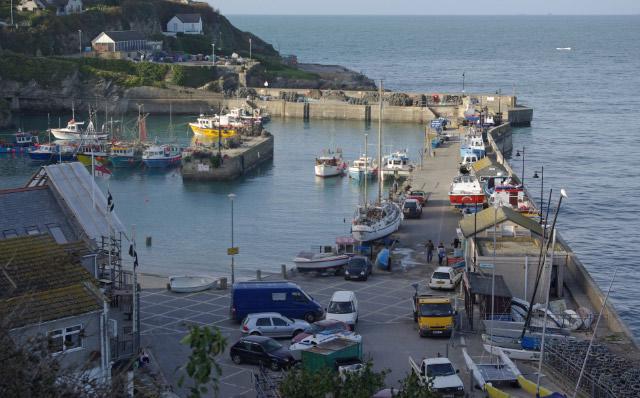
<box><xmin>28</xmin><ymin>143</ymin><xmax>76</xmax><ymax>163</ymax></box>
<box><xmin>460</xmin><ymin>135</ymin><xmax>485</xmax><ymax>158</ymax></box>
<box><xmin>76</xmin><ymin>142</ymin><xmax>111</xmax><ymax>167</ymax></box>
<box><xmin>228</xmin><ymin>107</ymin><xmax>270</xmax><ymax>125</ymax></box>
<box><xmin>188</xmin><ymin>114</ymin><xmax>239</xmax><ymax>138</ymax></box>
<box><xmin>109</xmin><ymin>105</ymin><xmax>149</xmax><ymax>168</ymax></box>
<box><xmin>293</xmin><ymin>237</ymin><xmax>356</xmax><ymax>273</ymax></box>
<box><xmin>448</xmin><ymin>175</ymin><xmax>485</xmax><ymax>205</ymax></box>
<box><xmin>50</xmin><ymin>119</ymin><xmax>108</xmax><ymax>141</ymax></box>
<box><xmin>315</xmin><ymin>149</ymin><xmax>346</xmax><ymax>177</ymax></box>
<box><xmin>348</xmin><ymin>156</ymin><xmax>376</xmax><ymax>181</ymax></box>
<box><xmin>169</xmin><ymin>276</ymin><xmax>218</xmax><ymax>293</ymax></box>
<box><xmin>142</xmin><ymin>144</ymin><xmax>182</xmax><ymax>168</ymax></box>
<box><xmin>0</xmin><ymin>131</ymin><xmax>39</xmax><ymax>153</ymax></box>
<box><xmin>380</xmin><ymin>151</ymin><xmax>412</xmax><ymax>181</ymax></box>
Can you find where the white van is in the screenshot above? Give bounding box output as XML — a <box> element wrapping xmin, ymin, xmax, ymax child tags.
<box><xmin>325</xmin><ymin>291</ymin><xmax>359</xmax><ymax>329</ymax></box>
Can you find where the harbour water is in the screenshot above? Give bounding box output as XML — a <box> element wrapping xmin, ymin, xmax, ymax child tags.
<box><xmin>1</xmin><ymin>15</ymin><xmax>639</xmax><ymax>337</ymax></box>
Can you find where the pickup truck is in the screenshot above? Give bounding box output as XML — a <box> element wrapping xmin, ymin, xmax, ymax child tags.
<box><xmin>428</xmin><ymin>266</ymin><xmax>463</xmax><ymax>290</ymax></box>
<box><xmin>409</xmin><ymin>356</ymin><xmax>465</xmax><ymax>397</ymax></box>
<box><xmin>407</xmin><ymin>190</ymin><xmax>428</xmax><ymax>207</ymax></box>
<box><xmin>411</xmin><ymin>285</ymin><xmax>456</xmax><ymax>337</ymax></box>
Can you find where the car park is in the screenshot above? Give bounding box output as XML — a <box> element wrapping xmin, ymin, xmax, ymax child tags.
<box><xmin>291</xmin><ymin>319</ymin><xmax>350</xmax><ymax>343</ymax></box>
<box><xmin>325</xmin><ymin>291</ymin><xmax>358</xmax><ymax>328</ymax></box>
<box><xmin>241</xmin><ymin>312</ymin><xmax>309</xmax><ymax>338</ymax></box>
<box><xmin>229</xmin><ymin>335</ymin><xmax>296</xmax><ymax>370</ymax></box>
<box><xmin>344</xmin><ymin>256</ymin><xmax>372</xmax><ymax>281</ymax></box>
<box><xmin>428</xmin><ymin>266</ymin><xmax>462</xmax><ymax>290</ymax></box>
<box><xmin>402</xmin><ymin>199</ymin><xmax>422</xmax><ymax>219</ymax></box>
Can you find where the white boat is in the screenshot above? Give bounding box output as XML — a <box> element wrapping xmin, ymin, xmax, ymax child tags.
<box><xmin>348</xmin><ymin>155</ymin><xmax>376</xmax><ymax>181</ymax></box>
<box><xmin>380</xmin><ymin>151</ymin><xmax>412</xmax><ymax>180</ymax></box>
<box><xmin>169</xmin><ymin>275</ymin><xmax>217</xmax><ymax>293</ymax></box>
<box><xmin>556</xmin><ymin>47</ymin><xmax>572</xmax><ymax>51</ymax></box>
<box><xmin>351</xmin><ymin>201</ymin><xmax>402</xmax><ymax>242</ymax></box>
<box><xmin>294</xmin><ymin>237</ymin><xmax>356</xmax><ymax>273</ymax></box>
<box><xmin>50</xmin><ymin>119</ymin><xmax>108</xmax><ymax>141</ymax></box>
<box><xmin>448</xmin><ymin>174</ymin><xmax>485</xmax><ymax>206</ymax></box>
<box><xmin>142</xmin><ymin>144</ymin><xmax>182</xmax><ymax>168</ymax></box>
<box><xmin>315</xmin><ymin>149</ymin><xmax>345</xmax><ymax>177</ymax></box>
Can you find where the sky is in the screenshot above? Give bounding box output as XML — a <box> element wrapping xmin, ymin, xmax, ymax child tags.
<box><xmin>205</xmin><ymin>0</ymin><xmax>640</xmax><ymax>16</ymax></box>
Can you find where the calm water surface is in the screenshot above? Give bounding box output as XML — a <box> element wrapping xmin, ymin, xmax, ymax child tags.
<box><xmin>2</xmin><ymin>15</ymin><xmax>640</xmax><ymax>336</ymax></box>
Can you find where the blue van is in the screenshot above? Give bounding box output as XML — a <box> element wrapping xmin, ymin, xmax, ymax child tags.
<box><xmin>231</xmin><ymin>281</ymin><xmax>324</xmax><ymax>323</ymax></box>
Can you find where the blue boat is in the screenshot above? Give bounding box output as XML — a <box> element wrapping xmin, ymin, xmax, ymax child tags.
<box><xmin>142</xmin><ymin>144</ymin><xmax>182</xmax><ymax>168</ymax></box>
<box><xmin>0</xmin><ymin>131</ymin><xmax>39</xmax><ymax>153</ymax></box>
<box><xmin>28</xmin><ymin>143</ymin><xmax>76</xmax><ymax>163</ymax></box>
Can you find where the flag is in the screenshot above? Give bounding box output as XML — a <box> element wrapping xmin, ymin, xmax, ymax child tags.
<box><xmin>107</xmin><ymin>191</ymin><xmax>114</xmax><ymax>212</ymax></box>
<box><xmin>95</xmin><ymin>163</ymin><xmax>112</xmax><ymax>175</ymax></box>
<box><xmin>129</xmin><ymin>243</ymin><xmax>139</xmax><ymax>269</ymax></box>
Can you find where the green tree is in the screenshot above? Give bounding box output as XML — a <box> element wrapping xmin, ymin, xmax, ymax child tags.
<box><xmin>177</xmin><ymin>325</ymin><xmax>227</xmax><ymax>398</ymax></box>
<box><xmin>392</xmin><ymin>371</ymin><xmax>438</xmax><ymax>398</ymax></box>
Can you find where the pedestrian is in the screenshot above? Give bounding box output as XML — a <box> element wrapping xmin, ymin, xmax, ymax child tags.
<box><xmin>425</xmin><ymin>240</ymin><xmax>435</xmax><ymax>263</ymax></box>
<box><xmin>437</xmin><ymin>242</ymin><xmax>446</xmax><ymax>265</ymax></box>
<box><xmin>452</xmin><ymin>238</ymin><xmax>460</xmax><ymax>249</ymax></box>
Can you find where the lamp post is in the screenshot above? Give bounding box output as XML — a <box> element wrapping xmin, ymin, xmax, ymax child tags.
<box><xmin>533</xmin><ymin>166</ymin><xmax>544</xmax><ymax>224</ymax></box>
<box><xmin>78</xmin><ymin>30</ymin><xmax>82</xmax><ymax>56</ymax></box>
<box><xmin>249</xmin><ymin>38</ymin><xmax>252</xmax><ymax>61</ymax></box>
<box><xmin>515</xmin><ymin>146</ymin><xmax>525</xmax><ymax>187</ymax></box>
<box><xmin>211</xmin><ymin>42</ymin><xmax>215</xmax><ymax>66</ymax></box>
<box><xmin>462</xmin><ymin>71</ymin><xmax>465</xmax><ymax>93</ymax></box>
<box><xmin>228</xmin><ymin>193</ymin><xmax>236</xmax><ymax>284</ymax></box>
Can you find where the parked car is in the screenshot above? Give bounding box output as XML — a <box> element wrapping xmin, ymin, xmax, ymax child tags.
<box><xmin>229</xmin><ymin>335</ymin><xmax>295</xmax><ymax>370</ymax></box>
<box><xmin>231</xmin><ymin>281</ymin><xmax>324</xmax><ymax>323</ymax></box>
<box><xmin>402</xmin><ymin>199</ymin><xmax>422</xmax><ymax>219</ymax></box>
<box><xmin>428</xmin><ymin>266</ymin><xmax>462</xmax><ymax>290</ymax></box>
<box><xmin>241</xmin><ymin>312</ymin><xmax>309</xmax><ymax>338</ymax></box>
<box><xmin>292</xmin><ymin>319</ymin><xmax>350</xmax><ymax>343</ymax></box>
<box><xmin>344</xmin><ymin>256</ymin><xmax>372</xmax><ymax>281</ymax></box>
<box><xmin>325</xmin><ymin>291</ymin><xmax>358</xmax><ymax>328</ymax></box>
<box><xmin>289</xmin><ymin>330</ymin><xmax>362</xmax><ymax>359</ymax></box>
<box><xmin>407</xmin><ymin>190</ymin><xmax>427</xmax><ymax>206</ymax></box>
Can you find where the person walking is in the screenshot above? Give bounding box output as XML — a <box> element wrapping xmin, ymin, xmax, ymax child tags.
<box><xmin>425</xmin><ymin>240</ymin><xmax>435</xmax><ymax>263</ymax></box>
<box><xmin>437</xmin><ymin>242</ymin><xmax>446</xmax><ymax>266</ymax></box>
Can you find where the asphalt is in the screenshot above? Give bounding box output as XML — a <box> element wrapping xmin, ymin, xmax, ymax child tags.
<box><xmin>139</xmin><ymin>134</ymin><xmax>559</xmax><ymax>397</ymax></box>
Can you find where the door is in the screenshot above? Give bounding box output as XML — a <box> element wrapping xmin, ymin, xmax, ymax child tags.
<box><xmin>255</xmin><ymin>317</ymin><xmax>274</xmax><ymax>336</ymax></box>
<box><xmin>236</xmin><ymin>341</ymin><xmax>253</xmax><ymax>363</ymax></box>
<box><xmin>271</xmin><ymin>316</ymin><xmax>290</xmax><ymax>338</ymax></box>
<box><xmin>290</xmin><ymin>290</ymin><xmax>311</xmax><ymax>318</ymax></box>
<box><xmin>250</xmin><ymin>342</ymin><xmax>268</xmax><ymax>365</ymax></box>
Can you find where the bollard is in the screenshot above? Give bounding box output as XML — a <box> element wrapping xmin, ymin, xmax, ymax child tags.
<box><xmin>218</xmin><ymin>277</ymin><xmax>228</xmax><ymax>290</ymax></box>
<box><xmin>281</xmin><ymin>264</ymin><xmax>288</xmax><ymax>279</ymax></box>
<box><xmin>145</xmin><ymin>236</ymin><xmax>152</xmax><ymax>246</ymax></box>
<box><xmin>256</xmin><ymin>269</ymin><xmax>262</xmax><ymax>281</ymax></box>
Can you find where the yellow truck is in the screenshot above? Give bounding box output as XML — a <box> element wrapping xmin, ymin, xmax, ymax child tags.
<box><xmin>411</xmin><ymin>284</ymin><xmax>455</xmax><ymax>337</ymax></box>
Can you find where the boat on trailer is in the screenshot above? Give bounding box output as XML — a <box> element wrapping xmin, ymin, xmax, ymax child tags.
<box><xmin>294</xmin><ymin>237</ymin><xmax>356</xmax><ymax>274</ymax></box>
<box><xmin>169</xmin><ymin>276</ymin><xmax>218</xmax><ymax>293</ymax></box>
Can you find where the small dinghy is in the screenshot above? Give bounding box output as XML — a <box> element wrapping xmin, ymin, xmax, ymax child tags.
<box><xmin>169</xmin><ymin>275</ymin><xmax>217</xmax><ymax>293</ymax></box>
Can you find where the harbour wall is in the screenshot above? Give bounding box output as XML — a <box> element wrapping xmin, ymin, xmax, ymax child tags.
<box><xmin>488</xmin><ymin>124</ymin><xmax>637</xmax><ymax>347</ymax></box>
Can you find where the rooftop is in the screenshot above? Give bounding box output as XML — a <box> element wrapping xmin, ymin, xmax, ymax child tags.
<box><xmin>174</xmin><ymin>13</ymin><xmax>201</xmax><ymax>23</ymax></box>
<box><xmin>476</xmin><ymin>236</ymin><xmax>567</xmax><ymax>257</ymax></box>
<box><xmin>100</xmin><ymin>30</ymin><xmax>146</xmax><ymax>42</ymax></box>
<box><xmin>459</xmin><ymin>205</ymin><xmax>543</xmax><ymax>238</ymax></box>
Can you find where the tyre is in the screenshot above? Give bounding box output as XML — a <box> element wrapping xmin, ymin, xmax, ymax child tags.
<box><xmin>232</xmin><ymin>354</ymin><xmax>242</xmax><ymax>365</ymax></box>
<box><xmin>304</xmin><ymin>312</ymin><xmax>316</xmax><ymax>323</ymax></box>
<box><xmin>270</xmin><ymin>361</ymin><xmax>281</xmax><ymax>371</ymax></box>
<box><xmin>250</xmin><ymin>331</ymin><xmax>261</xmax><ymax>336</ymax></box>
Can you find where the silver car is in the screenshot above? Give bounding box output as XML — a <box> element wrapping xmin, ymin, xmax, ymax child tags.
<box><xmin>241</xmin><ymin>312</ymin><xmax>310</xmax><ymax>339</ymax></box>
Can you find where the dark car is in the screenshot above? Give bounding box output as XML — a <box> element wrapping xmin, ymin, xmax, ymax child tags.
<box><xmin>402</xmin><ymin>199</ymin><xmax>422</xmax><ymax>219</ymax></box>
<box><xmin>344</xmin><ymin>256</ymin><xmax>373</xmax><ymax>281</ymax></box>
<box><xmin>291</xmin><ymin>319</ymin><xmax>350</xmax><ymax>343</ymax></box>
<box><xmin>230</xmin><ymin>335</ymin><xmax>295</xmax><ymax>370</ymax></box>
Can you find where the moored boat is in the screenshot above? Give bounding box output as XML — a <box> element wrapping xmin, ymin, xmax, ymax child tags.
<box><xmin>50</xmin><ymin>119</ymin><xmax>108</xmax><ymax>141</ymax></box>
<box><xmin>448</xmin><ymin>174</ymin><xmax>485</xmax><ymax>205</ymax></box>
<box><xmin>315</xmin><ymin>149</ymin><xmax>346</xmax><ymax>177</ymax></box>
<box><xmin>0</xmin><ymin>131</ymin><xmax>39</xmax><ymax>153</ymax></box>
<box><xmin>110</xmin><ymin>144</ymin><xmax>144</xmax><ymax>168</ymax></box>
<box><xmin>348</xmin><ymin>155</ymin><xmax>376</xmax><ymax>181</ymax></box>
<box><xmin>142</xmin><ymin>144</ymin><xmax>182</xmax><ymax>168</ymax></box>
<box><xmin>28</xmin><ymin>143</ymin><xmax>76</xmax><ymax>163</ymax></box>
<box><xmin>76</xmin><ymin>142</ymin><xmax>111</xmax><ymax>167</ymax></box>
<box><xmin>351</xmin><ymin>201</ymin><xmax>402</xmax><ymax>242</ymax></box>
<box><xmin>380</xmin><ymin>151</ymin><xmax>412</xmax><ymax>181</ymax></box>
<box><xmin>189</xmin><ymin>114</ymin><xmax>239</xmax><ymax>138</ymax></box>
<box><xmin>169</xmin><ymin>276</ymin><xmax>218</xmax><ymax>293</ymax></box>
<box><xmin>294</xmin><ymin>237</ymin><xmax>356</xmax><ymax>273</ymax></box>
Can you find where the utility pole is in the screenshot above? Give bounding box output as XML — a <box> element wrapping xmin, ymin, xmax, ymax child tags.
<box><xmin>211</xmin><ymin>42</ymin><xmax>215</xmax><ymax>66</ymax></box>
<box><xmin>462</xmin><ymin>71</ymin><xmax>465</xmax><ymax>93</ymax></box>
<box><xmin>249</xmin><ymin>37</ymin><xmax>252</xmax><ymax>61</ymax></box>
<box><xmin>10</xmin><ymin>0</ymin><xmax>14</xmax><ymax>27</ymax></box>
<box><xmin>78</xmin><ymin>30</ymin><xmax>82</xmax><ymax>56</ymax></box>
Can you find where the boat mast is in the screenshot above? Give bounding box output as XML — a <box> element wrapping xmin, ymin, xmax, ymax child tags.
<box><xmin>377</xmin><ymin>80</ymin><xmax>383</xmax><ymax>204</ymax></box>
<box><xmin>364</xmin><ymin>133</ymin><xmax>368</xmax><ymax>206</ymax></box>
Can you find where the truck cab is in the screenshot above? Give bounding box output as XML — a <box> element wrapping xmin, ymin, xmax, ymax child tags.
<box><xmin>411</xmin><ymin>285</ymin><xmax>455</xmax><ymax>337</ymax></box>
<box><xmin>409</xmin><ymin>356</ymin><xmax>464</xmax><ymax>396</ymax></box>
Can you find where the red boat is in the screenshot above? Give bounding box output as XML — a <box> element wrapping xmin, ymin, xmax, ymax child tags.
<box><xmin>448</xmin><ymin>175</ymin><xmax>485</xmax><ymax>205</ymax></box>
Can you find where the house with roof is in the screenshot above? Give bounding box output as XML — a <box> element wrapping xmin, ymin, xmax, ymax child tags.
<box><xmin>459</xmin><ymin>205</ymin><xmax>567</xmax><ymax>303</ymax></box>
<box><xmin>166</xmin><ymin>13</ymin><xmax>203</xmax><ymax>35</ymax></box>
<box><xmin>0</xmin><ymin>234</ymin><xmax>111</xmax><ymax>378</ymax></box>
<box><xmin>16</xmin><ymin>0</ymin><xmax>46</xmax><ymax>12</ymax></box>
<box><xmin>91</xmin><ymin>30</ymin><xmax>161</xmax><ymax>59</ymax></box>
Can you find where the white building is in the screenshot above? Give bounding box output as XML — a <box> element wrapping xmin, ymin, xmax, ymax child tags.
<box><xmin>166</xmin><ymin>13</ymin><xmax>203</xmax><ymax>35</ymax></box>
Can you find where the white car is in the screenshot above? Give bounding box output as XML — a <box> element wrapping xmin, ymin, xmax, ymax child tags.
<box><xmin>410</xmin><ymin>356</ymin><xmax>464</xmax><ymax>396</ymax></box>
<box><xmin>428</xmin><ymin>266</ymin><xmax>462</xmax><ymax>290</ymax></box>
<box><xmin>325</xmin><ymin>291</ymin><xmax>358</xmax><ymax>328</ymax></box>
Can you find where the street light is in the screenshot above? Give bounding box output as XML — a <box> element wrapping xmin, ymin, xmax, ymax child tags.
<box><xmin>515</xmin><ymin>146</ymin><xmax>525</xmax><ymax>187</ymax></box>
<box><xmin>78</xmin><ymin>30</ymin><xmax>82</xmax><ymax>56</ymax></box>
<box><xmin>249</xmin><ymin>37</ymin><xmax>252</xmax><ymax>61</ymax></box>
<box><xmin>462</xmin><ymin>71</ymin><xmax>465</xmax><ymax>93</ymax></box>
<box><xmin>228</xmin><ymin>193</ymin><xmax>236</xmax><ymax>284</ymax></box>
<box><xmin>533</xmin><ymin>166</ymin><xmax>544</xmax><ymax>224</ymax></box>
<box><xmin>211</xmin><ymin>42</ymin><xmax>215</xmax><ymax>66</ymax></box>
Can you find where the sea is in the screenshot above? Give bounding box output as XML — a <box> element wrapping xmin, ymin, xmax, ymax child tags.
<box><xmin>1</xmin><ymin>16</ymin><xmax>639</xmax><ymax>336</ymax></box>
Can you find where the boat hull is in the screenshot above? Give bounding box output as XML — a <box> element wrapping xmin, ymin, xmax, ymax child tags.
<box><xmin>29</xmin><ymin>152</ymin><xmax>75</xmax><ymax>162</ymax></box>
<box><xmin>169</xmin><ymin>276</ymin><xmax>217</xmax><ymax>293</ymax></box>
<box><xmin>76</xmin><ymin>153</ymin><xmax>110</xmax><ymax>167</ymax></box>
<box><xmin>50</xmin><ymin>130</ymin><xmax>107</xmax><ymax>141</ymax></box>
<box><xmin>143</xmin><ymin>155</ymin><xmax>181</xmax><ymax>168</ymax></box>
<box><xmin>110</xmin><ymin>156</ymin><xmax>142</xmax><ymax>168</ymax></box>
<box><xmin>294</xmin><ymin>255</ymin><xmax>350</xmax><ymax>273</ymax></box>
<box><xmin>189</xmin><ymin>123</ymin><xmax>237</xmax><ymax>138</ymax></box>
<box><xmin>448</xmin><ymin>193</ymin><xmax>485</xmax><ymax>205</ymax></box>
<box><xmin>348</xmin><ymin>168</ymin><xmax>375</xmax><ymax>181</ymax></box>
<box><xmin>352</xmin><ymin>210</ymin><xmax>402</xmax><ymax>242</ymax></box>
<box><xmin>381</xmin><ymin>169</ymin><xmax>411</xmax><ymax>180</ymax></box>
<box><xmin>315</xmin><ymin>164</ymin><xmax>344</xmax><ymax>177</ymax></box>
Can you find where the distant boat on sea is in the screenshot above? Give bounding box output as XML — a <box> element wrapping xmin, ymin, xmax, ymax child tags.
<box><xmin>556</xmin><ymin>47</ymin><xmax>572</xmax><ymax>51</ymax></box>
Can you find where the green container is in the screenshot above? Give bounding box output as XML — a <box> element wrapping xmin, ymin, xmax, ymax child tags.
<box><xmin>301</xmin><ymin>338</ymin><xmax>362</xmax><ymax>372</ymax></box>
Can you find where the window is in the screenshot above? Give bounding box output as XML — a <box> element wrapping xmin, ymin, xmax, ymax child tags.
<box><xmin>25</xmin><ymin>226</ymin><xmax>40</xmax><ymax>236</ymax></box>
<box><xmin>291</xmin><ymin>291</ymin><xmax>309</xmax><ymax>303</ymax></box>
<box><xmin>271</xmin><ymin>292</ymin><xmax>286</xmax><ymax>301</ymax></box>
<box><xmin>250</xmin><ymin>343</ymin><xmax>264</xmax><ymax>353</ymax></box>
<box><xmin>256</xmin><ymin>318</ymin><xmax>271</xmax><ymax>327</ymax></box>
<box><xmin>48</xmin><ymin>325</ymin><xmax>83</xmax><ymax>354</ymax></box>
<box><xmin>272</xmin><ymin>317</ymin><xmax>287</xmax><ymax>326</ymax></box>
<box><xmin>2</xmin><ymin>229</ymin><xmax>18</xmax><ymax>239</ymax></box>
<box><xmin>46</xmin><ymin>224</ymin><xmax>67</xmax><ymax>243</ymax></box>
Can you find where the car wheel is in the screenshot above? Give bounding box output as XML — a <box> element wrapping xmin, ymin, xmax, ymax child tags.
<box><xmin>292</xmin><ymin>329</ymin><xmax>303</xmax><ymax>338</ymax></box>
<box><xmin>363</xmin><ymin>275</ymin><xmax>368</xmax><ymax>281</ymax></box>
<box><xmin>270</xmin><ymin>361</ymin><xmax>281</xmax><ymax>371</ymax></box>
<box><xmin>304</xmin><ymin>312</ymin><xmax>316</xmax><ymax>323</ymax></box>
<box><xmin>344</xmin><ymin>276</ymin><xmax>349</xmax><ymax>281</ymax></box>
<box><xmin>250</xmin><ymin>331</ymin><xmax>261</xmax><ymax>336</ymax></box>
<box><xmin>232</xmin><ymin>354</ymin><xmax>242</xmax><ymax>365</ymax></box>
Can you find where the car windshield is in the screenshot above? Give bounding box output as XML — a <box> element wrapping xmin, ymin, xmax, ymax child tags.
<box><xmin>404</xmin><ymin>202</ymin><xmax>417</xmax><ymax>209</ymax></box>
<box><xmin>349</xmin><ymin>258</ymin><xmax>366</xmax><ymax>269</ymax></box>
<box><xmin>328</xmin><ymin>301</ymin><xmax>354</xmax><ymax>314</ymax></box>
<box><xmin>433</xmin><ymin>272</ymin><xmax>451</xmax><ymax>279</ymax></box>
<box><xmin>427</xmin><ymin>363</ymin><xmax>456</xmax><ymax>377</ymax></box>
<box><xmin>262</xmin><ymin>339</ymin><xmax>282</xmax><ymax>353</ymax></box>
<box><xmin>420</xmin><ymin>303</ymin><xmax>453</xmax><ymax>317</ymax></box>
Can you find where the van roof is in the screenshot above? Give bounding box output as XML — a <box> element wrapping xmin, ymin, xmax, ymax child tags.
<box><xmin>330</xmin><ymin>291</ymin><xmax>355</xmax><ymax>301</ymax></box>
<box><xmin>434</xmin><ymin>266</ymin><xmax>452</xmax><ymax>273</ymax></box>
<box><xmin>233</xmin><ymin>281</ymin><xmax>299</xmax><ymax>290</ymax></box>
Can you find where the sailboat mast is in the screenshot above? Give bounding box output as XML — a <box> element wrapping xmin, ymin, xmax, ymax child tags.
<box><xmin>377</xmin><ymin>80</ymin><xmax>383</xmax><ymax>204</ymax></box>
<box><xmin>364</xmin><ymin>133</ymin><xmax>368</xmax><ymax>206</ymax></box>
